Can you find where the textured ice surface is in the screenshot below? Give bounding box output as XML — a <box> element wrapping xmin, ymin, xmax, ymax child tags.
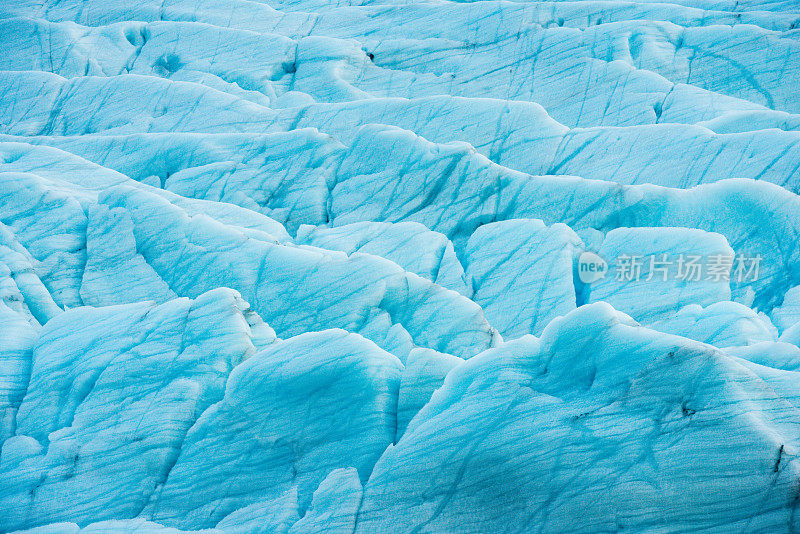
<box><xmin>1</xmin><ymin>0</ymin><xmax>800</xmax><ymax>531</ymax></box>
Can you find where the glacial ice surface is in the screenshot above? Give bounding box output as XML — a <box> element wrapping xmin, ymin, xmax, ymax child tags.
<box><xmin>1</xmin><ymin>0</ymin><xmax>800</xmax><ymax>531</ymax></box>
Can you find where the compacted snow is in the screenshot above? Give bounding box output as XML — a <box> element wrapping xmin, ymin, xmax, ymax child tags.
<box><xmin>1</xmin><ymin>0</ymin><xmax>800</xmax><ymax>532</ymax></box>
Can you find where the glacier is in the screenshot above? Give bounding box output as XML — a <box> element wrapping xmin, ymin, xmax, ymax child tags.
<box><xmin>1</xmin><ymin>0</ymin><xmax>800</xmax><ymax>531</ymax></box>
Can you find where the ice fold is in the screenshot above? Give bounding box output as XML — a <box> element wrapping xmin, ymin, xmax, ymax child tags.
<box><xmin>2</xmin><ymin>0</ymin><xmax>800</xmax><ymax>530</ymax></box>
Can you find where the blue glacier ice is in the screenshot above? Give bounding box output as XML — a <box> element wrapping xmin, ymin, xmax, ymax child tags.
<box><xmin>1</xmin><ymin>0</ymin><xmax>800</xmax><ymax>531</ymax></box>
